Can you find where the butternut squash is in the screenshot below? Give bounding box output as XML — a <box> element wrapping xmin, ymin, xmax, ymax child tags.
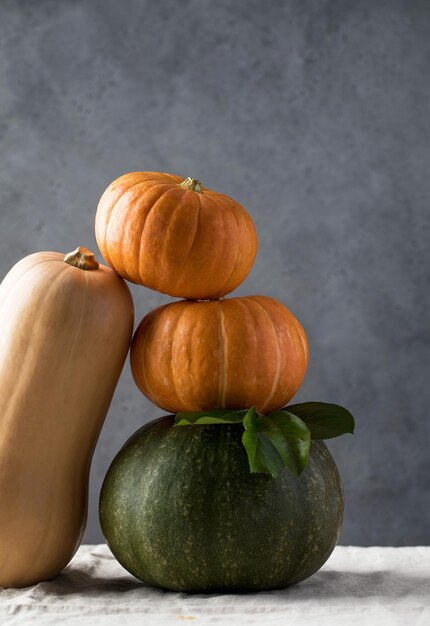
<box><xmin>0</xmin><ymin>247</ymin><xmax>134</xmax><ymax>587</ymax></box>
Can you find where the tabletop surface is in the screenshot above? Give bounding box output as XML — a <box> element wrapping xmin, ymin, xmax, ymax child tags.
<box><xmin>1</xmin><ymin>544</ymin><xmax>429</xmax><ymax>625</ymax></box>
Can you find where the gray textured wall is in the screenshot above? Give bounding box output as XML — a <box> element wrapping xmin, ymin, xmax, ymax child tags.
<box><xmin>1</xmin><ymin>0</ymin><xmax>429</xmax><ymax>546</ymax></box>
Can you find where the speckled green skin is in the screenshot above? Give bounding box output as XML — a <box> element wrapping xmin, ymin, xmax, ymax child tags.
<box><xmin>99</xmin><ymin>415</ymin><xmax>344</xmax><ymax>593</ymax></box>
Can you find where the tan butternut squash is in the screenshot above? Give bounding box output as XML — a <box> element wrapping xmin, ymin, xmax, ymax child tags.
<box><xmin>0</xmin><ymin>247</ymin><xmax>134</xmax><ymax>588</ymax></box>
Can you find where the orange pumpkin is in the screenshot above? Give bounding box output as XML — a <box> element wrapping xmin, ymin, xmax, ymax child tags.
<box><xmin>95</xmin><ymin>172</ymin><xmax>258</xmax><ymax>299</ymax></box>
<box><xmin>130</xmin><ymin>295</ymin><xmax>308</xmax><ymax>413</ymax></box>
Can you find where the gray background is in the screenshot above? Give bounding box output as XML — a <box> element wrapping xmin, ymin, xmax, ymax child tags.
<box><xmin>1</xmin><ymin>0</ymin><xmax>429</xmax><ymax>546</ymax></box>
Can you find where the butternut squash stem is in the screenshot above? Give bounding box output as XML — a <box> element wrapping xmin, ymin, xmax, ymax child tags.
<box><xmin>64</xmin><ymin>247</ymin><xmax>99</xmax><ymax>271</ymax></box>
<box><xmin>179</xmin><ymin>177</ymin><xmax>203</xmax><ymax>193</ymax></box>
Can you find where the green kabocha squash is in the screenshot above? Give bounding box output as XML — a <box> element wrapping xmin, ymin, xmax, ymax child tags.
<box><xmin>99</xmin><ymin>415</ymin><xmax>344</xmax><ymax>592</ymax></box>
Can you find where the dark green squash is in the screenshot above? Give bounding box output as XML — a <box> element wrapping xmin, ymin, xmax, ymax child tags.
<box><xmin>99</xmin><ymin>415</ymin><xmax>343</xmax><ymax>592</ymax></box>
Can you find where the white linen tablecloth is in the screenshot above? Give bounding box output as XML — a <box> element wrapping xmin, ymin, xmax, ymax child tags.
<box><xmin>0</xmin><ymin>545</ymin><xmax>429</xmax><ymax>625</ymax></box>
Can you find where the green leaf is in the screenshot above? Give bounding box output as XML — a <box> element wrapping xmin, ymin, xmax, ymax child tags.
<box><xmin>242</xmin><ymin>407</ymin><xmax>310</xmax><ymax>478</ymax></box>
<box><xmin>174</xmin><ymin>408</ymin><xmax>248</xmax><ymax>426</ymax></box>
<box><xmin>242</xmin><ymin>408</ymin><xmax>285</xmax><ymax>477</ymax></box>
<box><xmin>285</xmin><ymin>402</ymin><xmax>355</xmax><ymax>440</ymax></box>
<box><xmin>265</xmin><ymin>410</ymin><xmax>311</xmax><ymax>475</ymax></box>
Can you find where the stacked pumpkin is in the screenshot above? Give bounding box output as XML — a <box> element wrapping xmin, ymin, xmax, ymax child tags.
<box><xmin>0</xmin><ymin>171</ymin><xmax>353</xmax><ymax>592</ymax></box>
<box><xmin>95</xmin><ymin>172</ymin><xmax>353</xmax><ymax>592</ymax></box>
<box><xmin>95</xmin><ymin>172</ymin><xmax>307</xmax><ymax>414</ymax></box>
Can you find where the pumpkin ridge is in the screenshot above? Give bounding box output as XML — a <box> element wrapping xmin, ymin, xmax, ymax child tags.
<box><xmin>250</xmin><ymin>296</ymin><xmax>309</xmax><ymax>389</ymax></box>
<box><xmin>169</xmin><ymin>194</ymin><xmax>202</xmax><ymax>295</ymax></box>
<box><xmin>187</xmin><ymin>191</ymin><xmax>202</xmax><ymax>257</ymax></box>
<box><xmin>118</xmin><ymin>181</ymin><xmax>171</xmax><ymax>281</ymax></box>
<box><xmin>137</xmin><ymin>185</ymin><xmax>177</xmax><ymax>285</ymax></box>
<box><xmin>98</xmin><ymin>179</ymin><xmax>149</xmax><ymax>266</ymax></box>
<box><xmin>130</xmin><ymin>306</ymin><xmax>167</xmax><ymax>405</ymax></box>
<box><xmin>243</xmin><ymin>297</ymin><xmax>283</xmax><ymax>412</ymax></box>
<box><xmin>233</xmin><ymin>297</ymin><xmax>260</xmax><ymax>405</ymax></box>
<box><xmin>297</xmin><ymin>324</ymin><xmax>309</xmax><ymax>363</ymax></box>
<box><xmin>169</xmin><ymin>304</ymin><xmax>192</xmax><ymax>410</ymax></box>
<box><xmin>101</xmin><ymin>180</ymin><xmax>144</xmax><ymax>269</ymax></box>
<box><xmin>208</xmin><ymin>194</ymin><xmax>241</xmax><ymax>296</ymax></box>
<box><xmin>104</xmin><ymin>179</ymin><xmax>170</xmax><ymax>273</ymax></box>
<box><xmin>119</xmin><ymin>176</ymin><xmax>169</xmax><ymax>197</ymax></box>
<box><xmin>198</xmin><ymin>193</ymin><xmax>230</xmax><ymax>296</ymax></box>
<box><xmin>158</xmin><ymin>190</ymin><xmax>197</xmax><ymax>289</ymax></box>
<box><xmin>205</xmin><ymin>190</ymin><xmax>258</xmax><ymax>266</ymax></box>
<box><xmin>217</xmin><ymin>302</ymin><xmax>227</xmax><ymax>408</ymax></box>
<box><xmin>137</xmin><ymin>172</ymin><xmax>182</xmax><ymax>186</ymax></box>
<box><xmin>162</xmin><ymin>172</ymin><xmax>183</xmax><ymax>184</ymax></box>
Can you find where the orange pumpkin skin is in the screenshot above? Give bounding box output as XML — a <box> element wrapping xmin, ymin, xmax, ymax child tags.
<box><xmin>95</xmin><ymin>172</ymin><xmax>258</xmax><ymax>299</ymax></box>
<box><xmin>130</xmin><ymin>295</ymin><xmax>308</xmax><ymax>413</ymax></box>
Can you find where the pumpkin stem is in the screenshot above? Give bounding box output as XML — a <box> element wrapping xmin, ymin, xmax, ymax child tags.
<box><xmin>179</xmin><ymin>177</ymin><xmax>203</xmax><ymax>193</ymax></box>
<box><xmin>64</xmin><ymin>247</ymin><xmax>99</xmax><ymax>271</ymax></box>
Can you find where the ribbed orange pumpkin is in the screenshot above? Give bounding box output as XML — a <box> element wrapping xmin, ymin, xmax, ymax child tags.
<box><xmin>130</xmin><ymin>295</ymin><xmax>308</xmax><ymax>413</ymax></box>
<box><xmin>95</xmin><ymin>172</ymin><xmax>258</xmax><ymax>299</ymax></box>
